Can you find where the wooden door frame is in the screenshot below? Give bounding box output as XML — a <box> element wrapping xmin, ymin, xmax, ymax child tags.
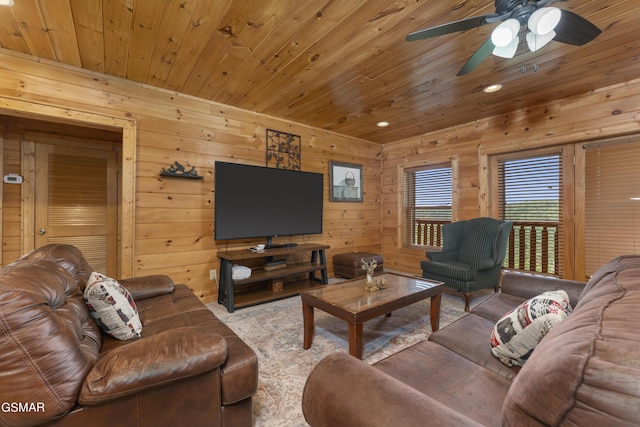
<box><xmin>1</xmin><ymin>97</ymin><xmax>136</xmax><ymax>278</ymax></box>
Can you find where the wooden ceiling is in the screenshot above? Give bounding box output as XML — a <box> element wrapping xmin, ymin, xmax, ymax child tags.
<box><xmin>0</xmin><ymin>0</ymin><xmax>636</xmax><ymax>144</ymax></box>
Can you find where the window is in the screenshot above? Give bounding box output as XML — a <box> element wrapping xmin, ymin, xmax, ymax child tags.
<box><xmin>402</xmin><ymin>163</ymin><xmax>452</xmax><ymax>248</ymax></box>
<box><xmin>496</xmin><ymin>152</ymin><xmax>563</xmax><ymax>275</ymax></box>
<box><xmin>584</xmin><ymin>140</ymin><xmax>640</xmax><ymax>276</ymax></box>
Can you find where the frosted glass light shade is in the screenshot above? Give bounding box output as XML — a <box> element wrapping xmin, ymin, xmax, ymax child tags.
<box><xmin>528</xmin><ymin>7</ymin><xmax>561</xmax><ymax>35</ymax></box>
<box><xmin>526</xmin><ymin>30</ymin><xmax>556</xmax><ymax>51</ymax></box>
<box><xmin>492</xmin><ymin>36</ymin><xmax>519</xmax><ymax>58</ymax></box>
<box><xmin>491</xmin><ymin>19</ymin><xmax>521</xmax><ymax>48</ymax></box>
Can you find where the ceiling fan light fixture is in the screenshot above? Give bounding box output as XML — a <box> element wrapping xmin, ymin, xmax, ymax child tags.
<box><xmin>492</xmin><ymin>36</ymin><xmax>519</xmax><ymax>58</ymax></box>
<box><xmin>526</xmin><ymin>30</ymin><xmax>556</xmax><ymax>52</ymax></box>
<box><xmin>491</xmin><ymin>19</ymin><xmax>520</xmax><ymax>47</ymax></box>
<box><xmin>528</xmin><ymin>7</ymin><xmax>561</xmax><ymax>35</ymax></box>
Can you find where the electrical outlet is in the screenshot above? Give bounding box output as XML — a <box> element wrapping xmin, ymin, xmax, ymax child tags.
<box><xmin>209</xmin><ymin>269</ymin><xmax>217</xmax><ymax>281</ymax></box>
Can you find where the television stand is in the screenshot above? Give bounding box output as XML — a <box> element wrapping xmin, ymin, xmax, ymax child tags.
<box><xmin>217</xmin><ymin>243</ymin><xmax>329</xmax><ymax>312</ymax></box>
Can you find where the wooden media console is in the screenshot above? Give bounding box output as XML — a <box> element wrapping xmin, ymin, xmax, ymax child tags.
<box><xmin>217</xmin><ymin>243</ymin><xmax>329</xmax><ymax>312</ymax></box>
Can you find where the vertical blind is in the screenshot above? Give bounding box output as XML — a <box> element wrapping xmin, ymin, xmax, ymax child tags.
<box><xmin>403</xmin><ymin>163</ymin><xmax>452</xmax><ymax>247</ymax></box>
<box><xmin>585</xmin><ymin>141</ymin><xmax>640</xmax><ymax>276</ymax></box>
<box><xmin>497</xmin><ymin>153</ymin><xmax>563</xmax><ymax>275</ymax></box>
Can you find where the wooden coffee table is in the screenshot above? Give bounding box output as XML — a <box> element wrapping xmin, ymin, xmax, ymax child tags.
<box><xmin>300</xmin><ymin>273</ymin><xmax>444</xmax><ymax>359</ymax></box>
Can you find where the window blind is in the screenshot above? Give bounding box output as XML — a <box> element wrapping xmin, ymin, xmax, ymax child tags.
<box><xmin>585</xmin><ymin>141</ymin><xmax>640</xmax><ymax>276</ymax></box>
<box><xmin>403</xmin><ymin>163</ymin><xmax>452</xmax><ymax>247</ymax></box>
<box><xmin>497</xmin><ymin>153</ymin><xmax>563</xmax><ymax>275</ymax></box>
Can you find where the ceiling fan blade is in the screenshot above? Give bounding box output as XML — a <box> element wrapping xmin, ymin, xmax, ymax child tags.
<box><xmin>553</xmin><ymin>10</ymin><xmax>601</xmax><ymax>46</ymax></box>
<box><xmin>457</xmin><ymin>38</ymin><xmax>495</xmax><ymax>76</ymax></box>
<box><xmin>536</xmin><ymin>0</ymin><xmax>568</xmax><ymax>8</ymax></box>
<box><xmin>406</xmin><ymin>14</ymin><xmax>497</xmax><ymax>42</ymax></box>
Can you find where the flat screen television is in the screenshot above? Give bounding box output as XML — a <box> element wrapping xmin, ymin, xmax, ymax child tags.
<box><xmin>214</xmin><ymin>161</ymin><xmax>323</xmax><ymax>247</ymax></box>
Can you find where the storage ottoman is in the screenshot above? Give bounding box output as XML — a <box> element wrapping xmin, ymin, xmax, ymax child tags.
<box><xmin>333</xmin><ymin>252</ymin><xmax>384</xmax><ymax>279</ymax></box>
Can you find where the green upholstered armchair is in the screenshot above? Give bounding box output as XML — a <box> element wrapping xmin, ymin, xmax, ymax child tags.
<box><xmin>420</xmin><ymin>217</ymin><xmax>513</xmax><ymax>311</ymax></box>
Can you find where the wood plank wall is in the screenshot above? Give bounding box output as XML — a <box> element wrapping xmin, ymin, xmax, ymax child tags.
<box><xmin>381</xmin><ymin>78</ymin><xmax>640</xmax><ymax>279</ymax></box>
<box><xmin>1</xmin><ymin>48</ymin><xmax>640</xmax><ymax>301</ymax></box>
<box><xmin>0</xmin><ymin>50</ymin><xmax>381</xmax><ymax>303</ymax></box>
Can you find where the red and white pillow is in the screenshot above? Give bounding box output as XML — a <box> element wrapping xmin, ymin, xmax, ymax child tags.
<box><xmin>84</xmin><ymin>272</ymin><xmax>142</xmax><ymax>340</ymax></box>
<box><xmin>491</xmin><ymin>290</ymin><xmax>572</xmax><ymax>367</ymax></box>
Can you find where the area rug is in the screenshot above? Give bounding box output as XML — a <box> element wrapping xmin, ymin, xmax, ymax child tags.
<box><xmin>207</xmin><ymin>290</ymin><xmax>475</xmax><ymax>426</ymax></box>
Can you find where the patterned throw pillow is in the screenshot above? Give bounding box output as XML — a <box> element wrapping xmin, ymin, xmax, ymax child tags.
<box><xmin>84</xmin><ymin>272</ymin><xmax>142</xmax><ymax>340</ymax></box>
<box><xmin>490</xmin><ymin>290</ymin><xmax>572</xmax><ymax>367</ymax></box>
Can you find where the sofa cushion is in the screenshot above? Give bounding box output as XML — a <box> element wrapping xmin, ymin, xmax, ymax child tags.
<box><xmin>491</xmin><ymin>290</ymin><xmax>572</xmax><ymax>367</ymax></box>
<box><xmin>429</xmin><ymin>313</ymin><xmax>521</xmax><ymax>381</ymax></box>
<box><xmin>84</xmin><ymin>272</ymin><xmax>142</xmax><ymax>340</ymax></box>
<box><xmin>375</xmin><ymin>341</ymin><xmax>511</xmax><ymax>426</ymax></box>
<box><xmin>470</xmin><ymin>292</ymin><xmax>526</xmax><ymax>322</ymax></box>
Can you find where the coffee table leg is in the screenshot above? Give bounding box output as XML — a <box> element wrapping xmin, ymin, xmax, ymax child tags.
<box><xmin>302</xmin><ymin>302</ymin><xmax>314</xmax><ymax>350</ymax></box>
<box><xmin>430</xmin><ymin>292</ymin><xmax>442</xmax><ymax>332</ymax></box>
<box><xmin>348</xmin><ymin>322</ymin><xmax>364</xmax><ymax>359</ymax></box>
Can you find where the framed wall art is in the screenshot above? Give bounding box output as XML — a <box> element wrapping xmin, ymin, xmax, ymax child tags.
<box><xmin>330</xmin><ymin>161</ymin><xmax>363</xmax><ymax>202</ymax></box>
<box><xmin>266</xmin><ymin>129</ymin><xmax>301</xmax><ymax>170</ymax></box>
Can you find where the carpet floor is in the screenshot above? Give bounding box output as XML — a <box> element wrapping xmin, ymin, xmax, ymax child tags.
<box><xmin>207</xmin><ymin>289</ymin><xmax>480</xmax><ymax>426</ymax></box>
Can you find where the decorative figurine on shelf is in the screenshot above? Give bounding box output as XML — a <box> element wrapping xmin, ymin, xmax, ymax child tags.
<box><xmin>361</xmin><ymin>258</ymin><xmax>388</xmax><ymax>292</ymax></box>
<box><xmin>160</xmin><ymin>161</ymin><xmax>203</xmax><ymax>179</ymax></box>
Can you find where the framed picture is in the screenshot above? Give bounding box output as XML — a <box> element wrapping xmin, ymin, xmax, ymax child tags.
<box><xmin>330</xmin><ymin>161</ymin><xmax>363</xmax><ymax>202</ymax></box>
<box><xmin>266</xmin><ymin>129</ymin><xmax>301</xmax><ymax>170</ymax></box>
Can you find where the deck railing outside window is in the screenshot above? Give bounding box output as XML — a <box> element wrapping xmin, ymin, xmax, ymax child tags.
<box><xmin>414</xmin><ymin>219</ymin><xmax>449</xmax><ymax>247</ymax></box>
<box><xmin>414</xmin><ymin>219</ymin><xmax>559</xmax><ymax>275</ymax></box>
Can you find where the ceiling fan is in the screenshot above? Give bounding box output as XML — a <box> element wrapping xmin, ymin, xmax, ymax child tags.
<box><xmin>406</xmin><ymin>0</ymin><xmax>601</xmax><ymax>76</ymax></box>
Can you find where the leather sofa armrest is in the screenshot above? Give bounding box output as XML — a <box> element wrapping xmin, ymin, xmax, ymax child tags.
<box><xmin>118</xmin><ymin>275</ymin><xmax>175</xmax><ymax>300</ymax></box>
<box><xmin>79</xmin><ymin>326</ymin><xmax>227</xmax><ymax>405</ymax></box>
<box><xmin>425</xmin><ymin>250</ymin><xmax>458</xmax><ymax>262</ymax></box>
<box><xmin>302</xmin><ymin>353</ymin><xmax>483</xmax><ymax>427</ymax></box>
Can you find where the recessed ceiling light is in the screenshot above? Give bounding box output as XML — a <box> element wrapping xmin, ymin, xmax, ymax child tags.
<box><xmin>483</xmin><ymin>83</ymin><xmax>503</xmax><ymax>93</ymax></box>
<box><xmin>377</xmin><ymin>121</ymin><xmax>390</xmax><ymax>127</ymax></box>
<box><xmin>0</xmin><ymin>0</ymin><xmax>13</xmax><ymax>6</ymax></box>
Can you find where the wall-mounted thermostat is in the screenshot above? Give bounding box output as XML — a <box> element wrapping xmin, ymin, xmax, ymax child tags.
<box><xmin>3</xmin><ymin>174</ymin><xmax>23</xmax><ymax>184</ymax></box>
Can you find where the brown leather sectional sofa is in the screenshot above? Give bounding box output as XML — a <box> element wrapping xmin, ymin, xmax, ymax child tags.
<box><xmin>302</xmin><ymin>256</ymin><xmax>640</xmax><ymax>426</ymax></box>
<box><xmin>0</xmin><ymin>244</ymin><xmax>258</xmax><ymax>427</ymax></box>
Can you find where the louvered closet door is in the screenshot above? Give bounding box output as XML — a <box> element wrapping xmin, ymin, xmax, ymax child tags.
<box><xmin>35</xmin><ymin>143</ymin><xmax>118</xmax><ymax>277</ymax></box>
